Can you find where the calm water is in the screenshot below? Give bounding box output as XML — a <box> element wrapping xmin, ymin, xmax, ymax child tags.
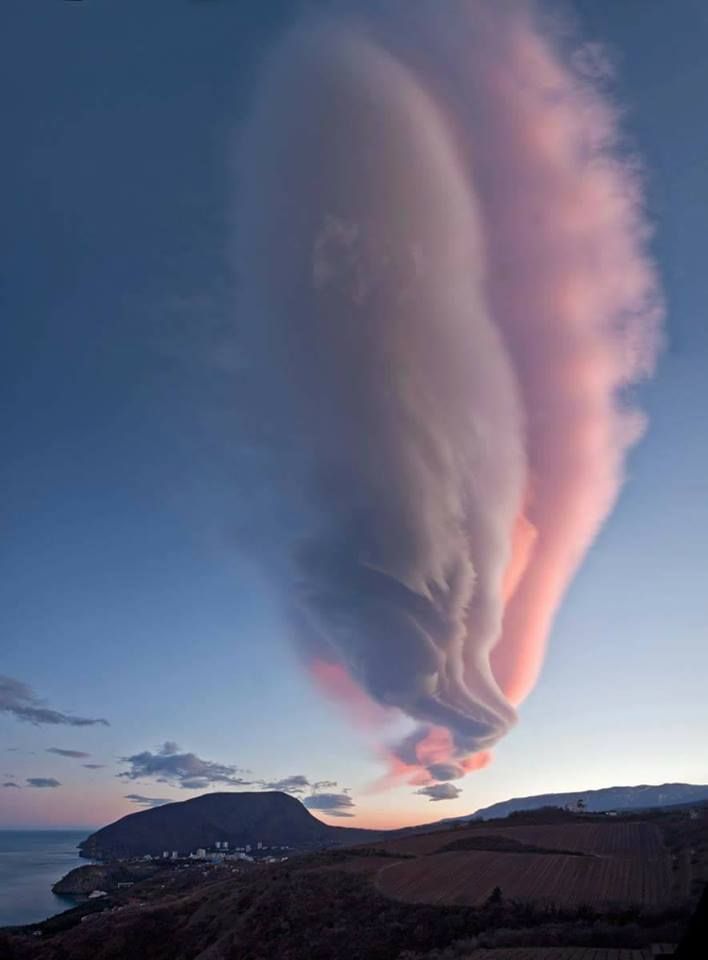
<box><xmin>0</xmin><ymin>830</ymin><xmax>89</xmax><ymax>927</ymax></box>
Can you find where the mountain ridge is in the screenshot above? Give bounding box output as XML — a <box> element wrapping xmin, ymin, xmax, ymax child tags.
<box><xmin>451</xmin><ymin>781</ymin><xmax>708</xmax><ymax>822</ymax></box>
<box><xmin>78</xmin><ymin>781</ymin><xmax>708</xmax><ymax>861</ymax></box>
<box><xmin>79</xmin><ymin>790</ymin><xmax>382</xmax><ymax>860</ymax></box>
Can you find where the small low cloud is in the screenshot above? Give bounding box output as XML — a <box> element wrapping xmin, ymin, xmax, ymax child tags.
<box><xmin>124</xmin><ymin>794</ymin><xmax>172</xmax><ymax>808</ymax></box>
<box><xmin>416</xmin><ymin>783</ymin><xmax>461</xmax><ymax>802</ymax></box>
<box><xmin>180</xmin><ymin>778</ymin><xmax>214</xmax><ymax>790</ymax></box>
<box><xmin>0</xmin><ymin>675</ymin><xmax>108</xmax><ymax>727</ymax></box>
<box><xmin>83</xmin><ymin>763</ymin><xmax>105</xmax><ymax>770</ymax></box>
<box><xmin>119</xmin><ymin>742</ymin><xmax>252</xmax><ymax>790</ymax></box>
<box><xmin>2</xmin><ymin>782</ymin><xmax>20</xmax><ymax>788</ymax></box>
<box><xmin>260</xmin><ymin>776</ymin><xmax>343</xmax><ymax>796</ymax></box>
<box><xmin>47</xmin><ymin>748</ymin><xmax>91</xmax><ymax>759</ymax></box>
<box><xmin>261</xmin><ymin>774</ymin><xmax>310</xmax><ymax>794</ymax></box>
<box><xmin>303</xmin><ymin>792</ymin><xmax>356</xmax><ymax>818</ymax></box>
<box><xmin>27</xmin><ymin>777</ymin><xmax>61</xmax><ymax>789</ymax></box>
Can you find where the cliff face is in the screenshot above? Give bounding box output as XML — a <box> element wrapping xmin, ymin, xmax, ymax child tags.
<box><xmin>79</xmin><ymin>791</ymin><xmax>382</xmax><ymax>860</ymax></box>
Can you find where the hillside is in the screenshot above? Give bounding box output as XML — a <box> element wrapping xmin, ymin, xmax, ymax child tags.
<box><xmin>79</xmin><ymin>791</ymin><xmax>381</xmax><ymax>860</ymax></box>
<box><xmin>3</xmin><ymin>806</ymin><xmax>702</xmax><ymax>960</ymax></box>
<box><xmin>458</xmin><ymin>783</ymin><xmax>708</xmax><ymax>821</ymax></box>
<box><xmin>375</xmin><ymin>819</ymin><xmax>672</xmax><ymax>908</ymax></box>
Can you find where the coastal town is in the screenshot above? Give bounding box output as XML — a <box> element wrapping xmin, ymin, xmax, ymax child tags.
<box><xmin>50</xmin><ymin>839</ymin><xmax>293</xmax><ymax>904</ymax></box>
<box><xmin>155</xmin><ymin>839</ymin><xmax>290</xmax><ymax>866</ymax></box>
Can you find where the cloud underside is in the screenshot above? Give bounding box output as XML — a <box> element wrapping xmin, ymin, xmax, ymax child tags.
<box><xmin>303</xmin><ymin>792</ymin><xmax>356</xmax><ymax>817</ymax></box>
<box><xmin>416</xmin><ymin>783</ymin><xmax>461</xmax><ymax>802</ymax></box>
<box><xmin>0</xmin><ymin>675</ymin><xmax>108</xmax><ymax>727</ymax></box>
<box><xmin>124</xmin><ymin>794</ymin><xmax>172</xmax><ymax>808</ymax></box>
<box><xmin>233</xmin><ymin>0</ymin><xmax>661</xmax><ymax>787</ymax></box>
<box><xmin>47</xmin><ymin>747</ymin><xmax>91</xmax><ymax>759</ymax></box>
<box><xmin>26</xmin><ymin>777</ymin><xmax>61</xmax><ymax>789</ymax></box>
<box><xmin>261</xmin><ymin>774</ymin><xmax>310</xmax><ymax>794</ymax></box>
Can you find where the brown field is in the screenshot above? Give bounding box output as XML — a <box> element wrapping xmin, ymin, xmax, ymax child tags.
<box><xmin>378</xmin><ymin>821</ymin><xmax>664</xmax><ymax>858</ymax></box>
<box><xmin>372</xmin><ymin>821</ymin><xmax>673</xmax><ymax>908</ymax></box>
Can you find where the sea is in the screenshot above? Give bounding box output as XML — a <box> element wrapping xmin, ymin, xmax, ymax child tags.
<box><xmin>0</xmin><ymin>830</ymin><xmax>89</xmax><ymax>928</ymax></box>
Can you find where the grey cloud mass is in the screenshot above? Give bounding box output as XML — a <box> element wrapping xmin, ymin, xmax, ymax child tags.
<box><xmin>119</xmin><ymin>743</ymin><xmax>252</xmax><ymax>790</ymax></box>
<box><xmin>426</xmin><ymin>763</ymin><xmax>465</xmax><ymax>782</ymax></box>
<box><xmin>416</xmin><ymin>783</ymin><xmax>461</xmax><ymax>802</ymax></box>
<box><xmin>119</xmin><ymin>743</ymin><xmax>345</xmax><ymax>807</ymax></box>
<box><xmin>234</xmin><ymin>11</ymin><xmax>523</xmax><ymax>765</ymax></box>
<box><xmin>47</xmin><ymin>748</ymin><xmax>91</xmax><ymax>759</ymax></box>
<box><xmin>83</xmin><ymin>763</ymin><xmax>106</xmax><ymax>769</ymax></box>
<box><xmin>0</xmin><ymin>675</ymin><xmax>108</xmax><ymax>727</ymax></box>
<box><xmin>2</xmin><ymin>782</ymin><xmax>20</xmax><ymax>788</ymax></box>
<box><xmin>27</xmin><ymin>777</ymin><xmax>61</xmax><ymax>789</ymax></box>
<box><xmin>261</xmin><ymin>774</ymin><xmax>310</xmax><ymax>794</ymax></box>
<box><xmin>303</xmin><ymin>792</ymin><xmax>356</xmax><ymax>817</ymax></box>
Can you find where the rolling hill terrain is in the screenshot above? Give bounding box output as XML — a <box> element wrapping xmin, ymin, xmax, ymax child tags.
<box><xmin>2</xmin><ymin>805</ymin><xmax>704</xmax><ymax>960</ymax></box>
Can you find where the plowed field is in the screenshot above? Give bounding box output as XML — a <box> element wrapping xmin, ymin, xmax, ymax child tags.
<box><xmin>375</xmin><ymin>821</ymin><xmax>671</xmax><ymax>908</ymax></box>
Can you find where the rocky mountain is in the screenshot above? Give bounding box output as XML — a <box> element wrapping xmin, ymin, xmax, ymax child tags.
<box><xmin>457</xmin><ymin>782</ymin><xmax>708</xmax><ymax>821</ymax></box>
<box><xmin>79</xmin><ymin>791</ymin><xmax>382</xmax><ymax>861</ymax></box>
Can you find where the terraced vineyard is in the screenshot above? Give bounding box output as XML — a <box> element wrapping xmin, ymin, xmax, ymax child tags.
<box><xmin>478</xmin><ymin>822</ymin><xmax>666</xmax><ymax>858</ymax></box>
<box><xmin>375</xmin><ymin>821</ymin><xmax>672</xmax><ymax>908</ymax></box>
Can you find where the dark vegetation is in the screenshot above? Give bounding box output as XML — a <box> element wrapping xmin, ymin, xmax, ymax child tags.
<box><xmin>438</xmin><ymin>833</ymin><xmax>587</xmax><ymax>857</ymax></box>
<box><xmin>0</xmin><ymin>859</ymin><xmax>692</xmax><ymax>960</ymax></box>
<box><xmin>675</xmin><ymin>883</ymin><xmax>708</xmax><ymax>958</ymax></box>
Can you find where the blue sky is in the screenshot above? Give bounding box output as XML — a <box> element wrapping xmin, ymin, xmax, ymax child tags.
<box><xmin>1</xmin><ymin>0</ymin><xmax>707</xmax><ymax>829</ymax></box>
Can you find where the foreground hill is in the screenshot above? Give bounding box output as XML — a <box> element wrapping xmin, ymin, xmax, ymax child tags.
<box><xmin>3</xmin><ymin>806</ymin><xmax>703</xmax><ymax>960</ymax></box>
<box><xmin>459</xmin><ymin>782</ymin><xmax>708</xmax><ymax>821</ymax></box>
<box><xmin>79</xmin><ymin>790</ymin><xmax>382</xmax><ymax>860</ymax></box>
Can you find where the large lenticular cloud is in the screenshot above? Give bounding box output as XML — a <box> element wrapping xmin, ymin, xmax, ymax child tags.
<box><xmin>234</xmin><ymin>1</ymin><xmax>661</xmax><ymax>786</ymax></box>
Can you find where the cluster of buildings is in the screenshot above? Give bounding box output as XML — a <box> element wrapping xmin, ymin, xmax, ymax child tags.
<box><xmin>157</xmin><ymin>840</ymin><xmax>290</xmax><ymax>865</ymax></box>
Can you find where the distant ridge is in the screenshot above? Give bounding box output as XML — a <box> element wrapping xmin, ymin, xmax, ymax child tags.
<box><xmin>454</xmin><ymin>782</ymin><xmax>708</xmax><ymax>822</ymax></box>
<box><xmin>79</xmin><ymin>791</ymin><xmax>382</xmax><ymax>861</ymax></box>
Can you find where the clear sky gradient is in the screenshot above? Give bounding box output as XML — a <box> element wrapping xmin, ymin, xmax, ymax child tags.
<box><xmin>1</xmin><ymin>0</ymin><xmax>707</xmax><ymax>829</ymax></box>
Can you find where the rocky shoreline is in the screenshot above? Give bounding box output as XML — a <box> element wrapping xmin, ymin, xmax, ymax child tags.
<box><xmin>52</xmin><ymin>862</ymin><xmax>160</xmax><ymax>896</ymax></box>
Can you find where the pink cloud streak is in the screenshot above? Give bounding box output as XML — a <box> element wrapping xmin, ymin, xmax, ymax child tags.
<box><xmin>442</xmin><ymin>5</ymin><xmax>663</xmax><ymax>705</ymax></box>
